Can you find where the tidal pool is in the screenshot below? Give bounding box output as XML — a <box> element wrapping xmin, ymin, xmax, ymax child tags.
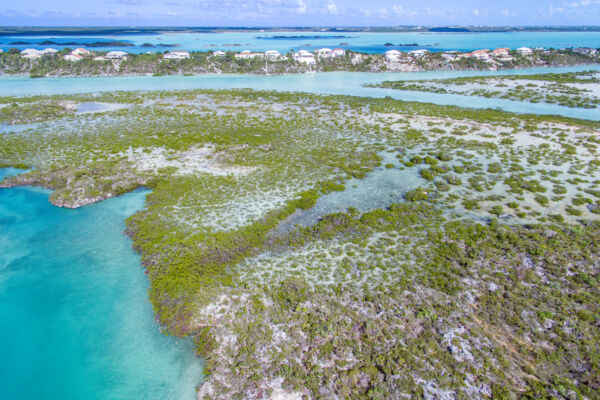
<box><xmin>0</xmin><ymin>169</ymin><xmax>203</xmax><ymax>400</ymax></box>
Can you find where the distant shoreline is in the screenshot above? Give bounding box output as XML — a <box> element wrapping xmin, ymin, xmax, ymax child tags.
<box><xmin>2</xmin><ymin>26</ymin><xmax>600</xmax><ymax>36</ymax></box>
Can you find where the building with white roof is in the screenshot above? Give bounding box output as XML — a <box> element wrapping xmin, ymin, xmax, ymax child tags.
<box><xmin>516</xmin><ymin>47</ymin><xmax>533</xmax><ymax>56</ymax></box>
<box><xmin>409</xmin><ymin>49</ymin><xmax>430</xmax><ymax>58</ymax></box>
<box><xmin>212</xmin><ymin>50</ymin><xmax>226</xmax><ymax>57</ymax></box>
<box><xmin>40</xmin><ymin>48</ymin><xmax>58</xmax><ymax>55</ymax></box>
<box><xmin>106</xmin><ymin>51</ymin><xmax>129</xmax><ymax>60</ymax></box>
<box><xmin>64</xmin><ymin>54</ymin><xmax>83</xmax><ymax>62</ymax></box>
<box><xmin>163</xmin><ymin>50</ymin><xmax>190</xmax><ymax>60</ymax></box>
<box><xmin>332</xmin><ymin>48</ymin><xmax>346</xmax><ymax>57</ymax></box>
<box><xmin>235</xmin><ymin>50</ymin><xmax>264</xmax><ymax>60</ymax></box>
<box><xmin>316</xmin><ymin>48</ymin><xmax>333</xmax><ymax>58</ymax></box>
<box><xmin>385</xmin><ymin>50</ymin><xmax>402</xmax><ymax>62</ymax></box>
<box><xmin>470</xmin><ymin>49</ymin><xmax>491</xmax><ymax>61</ymax></box>
<box><xmin>72</xmin><ymin>48</ymin><xmax>91</xmax><ymax>56</ymax></box>
<box><xmin>293</xmin><ymin>50</ymin><xmax>316</xmax><ymax>65</ymax></box>
<box><xmin>265</xmin><ymin>50</ymin><xmax>281</xmax><ymax>60</ymax></box>
<box><xmin>21</xmin><ymin>49</ymin><xmax>42</xmax><ymax>59</ymax></box>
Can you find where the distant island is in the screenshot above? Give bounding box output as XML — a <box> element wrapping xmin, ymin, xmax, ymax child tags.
<box><xmin>2</xmin><ymin>26</ymin><xmax>600</xmax><ymax>37</ymax></box>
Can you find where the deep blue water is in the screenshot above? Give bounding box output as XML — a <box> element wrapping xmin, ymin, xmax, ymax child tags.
<box><xmin>0</xmin><ymin>168</ymin><xmax>202</xmax><ymax>400</ymax></box>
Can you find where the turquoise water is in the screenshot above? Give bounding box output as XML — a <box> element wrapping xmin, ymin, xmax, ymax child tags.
<box><xmin>1</xmin><ymin>65</ymin><xmax>599</xmax><ymax>120</ymax></box>
<box><xmin>2</xmin><ymin>31</ymin><xmax>600</xmax><ymax>54</ymax></box>
<box><xmin>0</xmin><ymin>168</ymin><xmax>203</xmax><ymax>400</ymax></box>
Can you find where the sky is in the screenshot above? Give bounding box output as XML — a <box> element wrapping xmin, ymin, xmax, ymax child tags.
<box><xmin>1</xmin><ymin>0</ymin><xmax>600</xmax><ymax>26</ymax></box>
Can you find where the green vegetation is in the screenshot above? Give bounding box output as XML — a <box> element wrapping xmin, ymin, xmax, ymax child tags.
<box><xmin>1</xmin><ymin>48</ymin><xmax>598</xmax><ymax>78</ymax></box>
<box><xmin>370</xmin><ymin>70</ymin><xmax>600</xmax><ymax>109</ymax></box>
<box><xmin>1</xmin><ymin>88</ymin><xmax>599</xmax><ymax>399</ymax></box>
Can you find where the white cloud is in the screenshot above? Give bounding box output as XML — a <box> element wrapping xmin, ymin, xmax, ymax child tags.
<box><xmin>297</xmin><ymin>0</ymin><xmax>306</xmax><ymax>14</ymax></box>
<box><xmin>327</xmin><ymin>1</ymin><xmax>338</xmax><ymax>15</ymax></box>
<box><xmin>392</xmin><ymin>5</ymin><xmax>418</xmax><ymax>17</ymax></box>
<box><xmin>563</xmin><ymin>0</ymin><xmax>600</xmax><ymax>7</ymax></box>
<box><xmin>377</xmin><ymin>8</ymin><xmax>388</xmax><ymax>16</ymax></box>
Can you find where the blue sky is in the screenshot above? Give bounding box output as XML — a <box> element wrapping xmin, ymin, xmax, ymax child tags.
<box><xmin>1</xmin><ymin>0</ymin><xmax>600</xmax><ymax>26</ymax></box>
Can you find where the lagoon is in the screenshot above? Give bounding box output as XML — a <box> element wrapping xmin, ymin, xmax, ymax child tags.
<box><xmin>1</xmin><ymin>65</ymin><xmax>599</xmax><ymax>120</ymax></box>
<box><xmin>0</xmin><ymin>169</ymin><xmax>203</xmax><ymax>400</ymax></box>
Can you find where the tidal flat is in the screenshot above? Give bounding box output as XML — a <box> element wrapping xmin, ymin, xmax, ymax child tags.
<box><xmin>370</xmin><ymin>70</ymin><xmax>600</xmax><ymax>109</ymax></box>
<box><xmin>1</xmin><ymin>89</ymin><xmax>599</xmax><ymax>399</ymax></box>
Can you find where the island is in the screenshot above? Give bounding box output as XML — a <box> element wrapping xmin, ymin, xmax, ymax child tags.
<box><xmin>0</xmin><ymin>47</ymin><xmax>598</xmax><ymax>77</ymax></box>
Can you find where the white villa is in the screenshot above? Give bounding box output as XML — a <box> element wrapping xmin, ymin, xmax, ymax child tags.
<box><xmin>64</xmin><ymin>54</ymin><xmax>83</xmax><ymax>62</ymax></box>
<box><xmin>265</xmin><ymin>50</ymin><xmax>281</xmax><ymax>60</ymax></box>
<box><xmin>163</xmin><ymin>50</ymin><xmax>190</xmax><ymax>60</ymax></box>
<box><xmin>212</xmin><ymin>50</ymin><xmax>226</xmax><ymax>57</ymax></box>
<box><xmin>385</xmin><ymin>50</ymin><xmax>402</xmax><ymax>62</ymax></box>
<box><xmin>516</xmin><ymin>47</ymin><xmax>533</xmax><ymax>56</ymax></box>
<box><xmin>293</xmin><ymin>50</ymin><xmax>316</xmax><ymax>65</ymax></box>
<box><xmin>20</xmin><ymin>48</ymin><xmax>57</xmax><ymax>59</ymax></box>
<box><xmin>409</xmin><ymin>49</ymin><xmax>430</xmax><ymax>58</ymax></box>
<box><xmin>332</xmin><ymin>48</ymin><xmax>346</xmax><ymax>57</ymax></box>
<box><xmin>64</xmin><ymin>48</ymin><xmax>92</xmax><ymax>61</ymax></box>
<box><xmin>235</xmin><ymin>50</ymin><xmax>264</xmax><ymax>60</ymax></box>
<box><xmin>106</xmin><ymin>51</ymin><xmax>129</xmax><ymax>60</ymax></box>
<box><xmin>491</xmin><ymin>48</ymin><xmax>510</xmax><ymax>58</ymax></box>
<box><xmin>72</xmin><ymin>48</ymin><xmax>91</xmax><ymax>56</ymax></box>
<box><xmin>471</xmin><ymin>49</ymin><xmax>491</xmax><ymax>61</ymax></box>
<box><xmin>316</xmin><ymin>48</ymin><xmax>333</xmax><ymax>58</ymax></box>
<box><xmin>21</xmin><ymin>49</ymin><xmax>42</xmax><ymax>59</ymax></box>
<box><xmin>40</xmin><ymin>48</ymin><xmax>58</xmax><ymax>55</ymax></box>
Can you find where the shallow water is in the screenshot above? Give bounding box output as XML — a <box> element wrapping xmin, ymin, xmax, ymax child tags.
<box><xmin>75</xmin><ymin>102</ymin><xmax>127</xmax><ymax>114</ymax></box>
<box><xmin>274</xmin><ymin>152</ymin><xmax>423</xmax><ymax>235</ymax></box>
<box><xmin>0</xmin><ymin>122</ymin><xmax>41</xmax><ymax>134</ymax></box>
<box><xmin>2</xmin><ymin>31</ymin><xmax>600</xmax><ymax>54</ymax></box>
<box><xmin>0</xmin><ymin>169</ymin><xmax>203</xmax><ymax>400</ymax></box>
<box><xmin>1</xmin><ymin>65</ymin><xmax>599</xmax><ymax>120</ymax></box>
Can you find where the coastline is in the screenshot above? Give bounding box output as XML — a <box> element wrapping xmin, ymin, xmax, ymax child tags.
<box><xmin>1</xmin><ymin>48</ymin><xmax>598</xmax><ymax>79</ymax></box>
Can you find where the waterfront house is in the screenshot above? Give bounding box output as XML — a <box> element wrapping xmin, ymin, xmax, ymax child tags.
<box><xmin>21</xmin><ymin>48</ymin><xmax>42</xmax><ymax>59</ymax></box>
<box><xmin>491</xmin><ymin>48</ymin><xmax>510</xmax><ymax>58</ymax></box>
<box><xmin>64</xmin><ymin>54</ymin><xmax>83</xmax><ymax>62</ymax></box>
<box><xmin>293</xmin><ymin>50</ymin><xmax>316</xmax><ymax>65</ymax></box>
<box><xmin>574</xmin><ymin>47</ymin><xmax>598</xmax><ymax>56</ymax></box>
<box><xmin>332</xmin><ymin>48</ymin><xmax>346</xmax><ymax>57</ymax></box>
<box><xmin>106</xmin><ymin>51</ymin><xmax>129</xmax><ymax>60</ymax></box>
<box><xmin>72</xmin><ymin>48</ymin><xmax>91</xmax><ymax>56</ymax></box>
<box><xmin>409</xmin><ymin>49</ymin><xmax>429</xmax><ymax>58</ymax></box>
<box><xmin>265</xmin><ymin>50</ymin><xmax>281</xmax><ymax>60</ymax></box>
<box><xmin>163</xmin><ymin>50</ymin><xmax>190</xmax><ymax>59</ymax></box>
<box><xmin>40</xmin><ymin>48</ymin><xmax>58</xmax><ymax>55</ymax></box>
<box><xmin>235</xmin><ymin>50</ymin><xmax>264</xmax><ymax>60</ymax></box>
<box><xmin>316</xmin><ymin>48</ymin><xmax>333</xmax><ymax>58</ymax></box>
<box><xmin>385</xmin><ymin>50</ymin><xmax>402</xmax><ymax>62</ymax></box>
<box><xmin>212</xmin><ymin>50</ymin><xmax>226</xmax><ymax>57</ymax></box>
<box><xmin>516</xmin><ymin>47</ymin><xmax>533</xmax><ymax>56</ymax></box>
<box><xmin>471</xmin><ymin>49</ymin><xmax>491</xmax><ymax>61</ymax></box>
